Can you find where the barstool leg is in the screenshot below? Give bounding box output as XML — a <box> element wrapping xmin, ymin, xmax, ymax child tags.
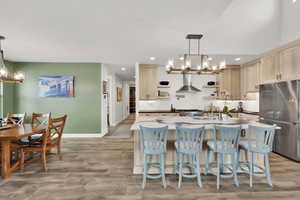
<box><xmin>205</xmin><ymin>149</ymin><xmax>210</xmax><ymax>175</ymax></box>
<box><xmin>249</xmin><ymin>151</ymin><xmax>253</xmax><ymax>187</ymax></box>
<box><xmin>217</xmin><ymin>153</ymin><xmax>221</xmax><ymax>190</ymax></box>
<box><xmin>231</xmin><ymin>153</ymin><xmax>239</xmax><ymax>187</ymax></box>
<box><xmin>178</xmin><ymin>153</ymin><xmax>183</xmax><ymax>188</ymax></box>
<box><xmin>142</xmin><ymin>154</ymin><xmax>147</xmax><ymax>189</ymax></box>
<box><xmin>264</xmin><ymin>153</ymin><xmax>273</xmax><ymax>187</ymax></box>
<box><xmin>160</xmin><ymin>154</ymin><xmax>167</xmax><ymax>188</ymax></box>
<box><xmin>196</xmin><ymin>153</ymin><xmax>202</xmax><ymax>188</ymax></box>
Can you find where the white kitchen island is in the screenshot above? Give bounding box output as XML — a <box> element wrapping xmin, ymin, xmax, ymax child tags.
<box><xmin>130</xmin><ymin>116</ymin><xmax>277</xmax><ymax>174</ymax></box>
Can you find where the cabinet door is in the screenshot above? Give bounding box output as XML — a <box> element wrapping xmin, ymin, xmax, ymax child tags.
<box><xmin>230</xmin><ymin>68</ymin><xmax>240</xmax><ymax>100</ymax></box>
<box><xmin>260</xmin><ymin>53</ymin><xmax>279</xmax><ymax>84</ymax></box>
<box><xmin>240</xmin><ymin>66</ymin><xmax>247</xmax><ymax>99</ymax></box>
<box><xmin>246</xmin><ymin>62</ymin><xmax>260</xmax><ymax>92</ymax></box>
<box><xmin>280</xmin><ymin>45</ymin><xmax>300</xmax><ymax>81</ymax></box>
<box><xmin>139</xmin><ymin>65</ymin><xmax>158</xmax><ymax>100</ymax></box>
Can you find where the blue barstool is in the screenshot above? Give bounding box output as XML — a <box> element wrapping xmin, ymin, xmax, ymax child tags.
<box><xmin>139</xmin><ymin>125</ymin><xmax>168</xmax><ymax>189</ymax></box>
<box><xmin>205</xmin><ymin>125</ymin><xmax>241</xmax><ymax>190</ymax></box>
<box><xmin>175</xmin><ymin>125</ymin><xmax>205</xmax><ymax>188</ymax></box>
<box><xmin>239</xmin><ymin>123</ymin><xmax>276</xmax><ymax>187</ymax></box>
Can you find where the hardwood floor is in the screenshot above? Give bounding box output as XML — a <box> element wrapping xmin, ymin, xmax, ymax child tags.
<box><xmin>1</xmin><ymin>119</ymin><xmax>300</xmax><ymax>199</ymax></box>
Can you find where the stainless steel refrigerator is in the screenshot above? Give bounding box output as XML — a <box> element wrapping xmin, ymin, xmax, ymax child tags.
<box><xmin>260</xmin><ymin>80</ymin><xmax>300</xmax><ymax>161</ymax></box>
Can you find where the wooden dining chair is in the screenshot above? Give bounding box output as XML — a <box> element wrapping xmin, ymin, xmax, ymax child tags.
<box><xmin>32</xmin><ymin>112</ymin><xmax>51</xmax><ymax>126</ymax></box>
<box><xmin>19</xmin><ymin>115</ymin><xmax>67</xmax><ymax>172</ymax></box>
<box><xmin>22</xmin><ymin>112</ymin><xmax>51</xmax><ymax>144</ymax></box>
<box><xmin>6</xmin><ymin>113</ymin><xmax>26</xmax><ymax>125</ymax></box>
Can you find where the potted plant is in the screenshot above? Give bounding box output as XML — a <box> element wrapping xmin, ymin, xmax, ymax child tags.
<box><xmin>221</xmin><ymin>106</ymin><xmax>236</xmax><ymax>120</ymax></box>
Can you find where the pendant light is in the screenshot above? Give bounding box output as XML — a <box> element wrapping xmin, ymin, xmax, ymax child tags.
<box><xmin>0</xmin><ymin>36</ymin><xmax>24</xmax><ymax>83</ymax></box>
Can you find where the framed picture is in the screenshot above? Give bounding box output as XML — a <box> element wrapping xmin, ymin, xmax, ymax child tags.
<box><xmin>117</xmin><ymin>87</ymin><xmax>123</xmax><ymax>101</ymax></box>
<box><xmin>38</xmin><ymin>76</ymin><xmax>74</xmax><ymax>97</ymax></box>
<box><xmin>103</xmin><ymin>81</ymin><xmax>107</xmax><ymax>94</ymax></box>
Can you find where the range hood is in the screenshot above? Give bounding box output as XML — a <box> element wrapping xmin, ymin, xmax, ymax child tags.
<box><xmin>176</xmin><ymin>73</ymin><xmax>201</xmax><ymax>93</ymax></box>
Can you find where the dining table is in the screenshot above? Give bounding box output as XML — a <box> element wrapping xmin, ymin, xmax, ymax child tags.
<box><xmin>0</xmin><ymin>123</ymin><xmax>46</xmax><ymax>179</ymax></box>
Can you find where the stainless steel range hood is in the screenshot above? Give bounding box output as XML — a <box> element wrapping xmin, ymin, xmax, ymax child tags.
<box><xmin>176</xmin><ymin>73</ymin><xmax>201</xmax><ymax>93</ymax></box>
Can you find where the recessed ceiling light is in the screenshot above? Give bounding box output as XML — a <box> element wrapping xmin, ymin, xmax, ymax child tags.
<box><xmin>208</xmin><ymin>57</ymin><xmax>213</xmax><ymax>61</ymax></box>
<box><xmin>121</xmin><ymin>67</ymin><xmax>126</xmax><ymax>71</ymax></box>
<box><xmin>235</xmin><ymin>57</ymin><xmax>241</xmax><ymax>61</ymax></box>
<box><xmin>150</xmin><ymin>57</ymin><xmax>156</xmax><ymax>61</ymax></box>
<box><xmin>293</xmin><ymin>0</ymin><xmax>297</xmax><ymax>3</ymax></box>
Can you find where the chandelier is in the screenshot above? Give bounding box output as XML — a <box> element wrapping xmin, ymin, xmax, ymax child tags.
<box><xmin>165</xmin><ymin>34</ymin><xmax>226</xmax><ymax>74</ymax></box>
<box><xmin>0</xmin><ymin>36</ymin><xmax>25</xmax><ymax>83</ymax></box>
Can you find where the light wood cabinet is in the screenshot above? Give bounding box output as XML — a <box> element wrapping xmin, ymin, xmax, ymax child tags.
<box><xmin>217</xmin><ymin>66</ymin><xmax>240</xmax><ymax>100</ymax></box>
<box><xmin>260</xmin><ymin>52</ymin><xmax>280</xmax><ymax>84</ymax></box>
<box><xmin>139</xmin><ymin>64</ymin><xmax>158</xmax><ymax>100</ymax></box>
<box><xmin>279</xmin><ymin>44</ymin><xmax>300</xmax><ymax>81</ymax></box>
<box><xmin>242</xmin><ymin>60</ymin><xmax>260</xmax><ymax>94</ymax></box>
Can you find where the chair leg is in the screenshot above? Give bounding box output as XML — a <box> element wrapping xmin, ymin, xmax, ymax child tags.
<box><xmin>142</xmin><ymin>154</ymin><xmax>147</xmax><ymax>189</ymax></box>
<box><xmin>264</xmin><ymin>153</ymin><xmax>273</xmax><ymax>187</ymax></box>
<box><xmin>178</xmin><ymin>153</ymin><xmax>183</xmax><ymax>188</ymax></box>
<box><xmin>217</xmin><ymin>153</ymin><xmax>221</xmax><ymax>190</ymax></box>
<box><xmin>231</xmin><ymin>153</ymin><xmax>239</xmax><ymax>187</ymax></box>
<box><xmin>57</xmin><ymin>144</ymin><xmax>63</xmax><ymax>160</ymax></box>
<box><xmin>174</xmin><ymin>150</ymin><xmax>179</xmax><ymax>174</ymax></box>
<box><xmin>41</xmin><ymin>151</ymin><xmax>47</xmax><ymax>172</ymax></box>
<box><xmin>20</xmin><ymin>149</ymin><xmax>24</xmax><ymax>171</ymax></box>
<box><xmin>196</xmin><ymin>153</ymin><xmax>202</xmax><ymax>188</ymax></box>
<box><xmin>205</xmin><ymin>149</ymin><xmax>210</xmax><ymax>175</ymax></box>
<box><xmin>249</xmin><ymin>151</ymin><xmax>253</xmax><ymax>187</ymax></box>
<box><xmin>160</xmin><ymin>154</ymin><xmax>166</xmax><ymax>189</ymax></box>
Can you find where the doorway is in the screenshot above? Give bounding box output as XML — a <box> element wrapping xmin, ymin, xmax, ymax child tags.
<box><xmin>129</xmin><ymin>87</ymin><xmax>136</xmax><ymax>113</ymax></box>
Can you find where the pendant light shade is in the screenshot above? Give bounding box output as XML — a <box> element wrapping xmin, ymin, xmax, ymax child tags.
<box><xmin>0</xmin><ymin>36</ymin><xmax>24</xmax><ymax>83</ymax></box>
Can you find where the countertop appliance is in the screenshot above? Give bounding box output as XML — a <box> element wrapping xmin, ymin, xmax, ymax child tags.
<box><xmin>260</xmin><ymin>81</ymin><xmax>300</xmax><ymax>161</ymax></box>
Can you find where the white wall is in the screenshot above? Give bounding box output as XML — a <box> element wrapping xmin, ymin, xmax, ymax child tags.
<box><xmin>102</xmin><ymin>64</ymin><xmax>130</xmax><ymax>133</ymax></box>
<box><xmin>280</xmin><ymin>0</ymin><xmax>300</xmax><ymax>44</ymax></box>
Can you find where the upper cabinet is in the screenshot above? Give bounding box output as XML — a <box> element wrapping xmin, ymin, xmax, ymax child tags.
<box><xmin>217</xmin><ymin>66</ymin><xmax>240</xmax><ymax>100</ymax></box>
<box><xmin>241</xmin><ymin>60</ymin><xmax>260</xmax><ymax>94</ymax></box>
<box><xmin>260</xmin><ymin>52</ymin><xmax>280</xmax><ymax>84</ymax></box>
<box><xmin>139</xmin><ymin>64</ymin><xmax>158</xmax><ymax>100</ymax></box>
<box><xmin>279</xmin><ymin>44</ymin><xmax>300</xmax><ymax>81</ymax></box>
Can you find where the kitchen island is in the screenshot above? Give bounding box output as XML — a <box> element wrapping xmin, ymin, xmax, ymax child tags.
<box><xmin>130</xmin><ymin>116</ymin><xmax>276</xmax><ymax>174</ymax></box>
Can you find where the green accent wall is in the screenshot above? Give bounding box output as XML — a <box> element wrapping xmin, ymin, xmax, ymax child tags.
<box><xmin>2</xmin><ymin>61</ymin><xmax>15</xmax><ymax>117</ymax></box>
<box><xmin>11</xmin><ymin>62</ymin><xmax>102</xmax><ymax>133</ymax></box>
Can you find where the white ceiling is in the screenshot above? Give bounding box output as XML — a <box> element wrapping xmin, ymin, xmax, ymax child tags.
<box><xmin>0</xmin><ymin>0</ymin><xmax>287</xmax><ymax>80</ymax></box>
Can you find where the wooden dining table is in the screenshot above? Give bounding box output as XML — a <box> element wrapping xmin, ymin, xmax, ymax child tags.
<box><xmin>0</xmin><ymin>123</ymin><xmax>46</xmax><ymax>179</ymax></box>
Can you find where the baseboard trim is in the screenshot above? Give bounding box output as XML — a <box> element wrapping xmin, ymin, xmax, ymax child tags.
<box><xmin>62</xmin><ymin>134</ymin><xmax>103</xmax><ymax>138</ymax></box>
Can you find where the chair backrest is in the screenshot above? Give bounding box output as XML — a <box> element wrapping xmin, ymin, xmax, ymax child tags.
<box><xmin>139</xmin><ymin>125</ymin><xmax>168</xmax><ymax>153</ymax></box>
<box><xmin>213</xmin><ymin>125</ymin><xmax>241</xmax><ymax>153</ymax></box>
<box><xmin>42</xmin><ymin>115</ymin><xmax>67</xmax><ymax>147</ymax></box>
<box><xmin>32</xmin><ymin>112</ymin><xmax>51</xmax><ymax>126</ymax></box>
<box><xmin>6</xmin><ymin>113</ymin><xmax>26</xmax><ymax>125</ymax></box>
<box><xmin>176</xmin><ymin>125</ymin><xmax>205</xmax><ymax>153</ymax></box>
<box><xmin>247</xmin><ymin>124</ymin><xmax>276</xmax><ymax>152</ymax></box>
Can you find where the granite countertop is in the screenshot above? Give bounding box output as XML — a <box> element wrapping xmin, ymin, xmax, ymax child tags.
<box><xmin>130</xmin><ymin>116</ymin><xmax>277</xmax><ymax>131</ymax></box>
<box><xmin>139</xmin><ymin>110</ymin><xmax>259</xmax><ymax>115</ymax></box>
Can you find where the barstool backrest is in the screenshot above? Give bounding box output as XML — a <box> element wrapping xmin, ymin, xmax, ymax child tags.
<box><xmin>176</xmin><ymin>126</ymin><xmax>205</xmax><ymax>153</ymax></box>
<box><xmin>248</xmin><ymin>124</ymin><xmax>276</xmax><ymax>152</ymax></box>
<box><xmin>213</xmin><ymin>125</ymin><xmax>241</xmax><ymax>153</ymax></box>
<box><xmin>139</xmin><ymin>125</ymin><xmax>168</xmax><ymax>154</ymax></box>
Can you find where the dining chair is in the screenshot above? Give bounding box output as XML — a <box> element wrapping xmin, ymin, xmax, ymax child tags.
<box><xmin>238</xmin><ymin>123</ymin><xmax>276</xmax><ymax>187</ymax></box>
<box><xmin>139</xmin><ymin>125</ymin><xmax>168</xmax><ymax>189</ymax></box>
<box><xmin>22</xmin><ymin>112</ymin><xmax>52</xmax><ymax>144</ymax></box>
<box><xmin>19</xmin><ymin>115</ymin><xmax>67</xmax><ymax>172</ymax></box>
<box><xmin>205</xmin><ymin>125</ymin><xmax>241</xmax><ymax>190</ymax></box>
<box><xmin>175</xmin><ymin>125</ymin><xmax>205</xmax><ymax>188</ymax></box>
<box><xmin>6</xmin><ymin>113</ymin><xmax>26</xmax><ymax>125</ymax></box>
